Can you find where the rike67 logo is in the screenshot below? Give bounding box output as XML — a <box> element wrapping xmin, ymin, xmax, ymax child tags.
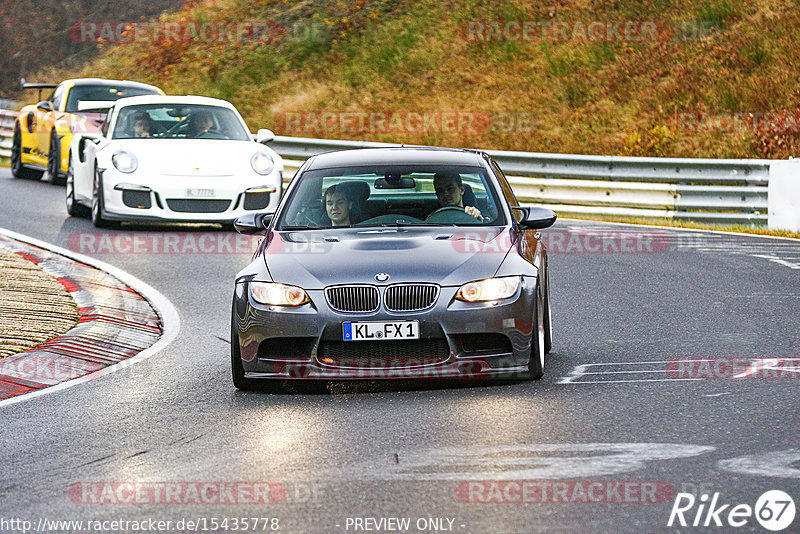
<box><xmin>668</xmin><ymin>490</ymin><xmax>796</xmax><ymax>531</ymax></box>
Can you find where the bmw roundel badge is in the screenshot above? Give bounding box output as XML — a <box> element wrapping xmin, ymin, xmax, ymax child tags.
<box><xmin>375</xmin><ymin>273</ymin><xmax>390</xmax><ymax>282</ymax></box>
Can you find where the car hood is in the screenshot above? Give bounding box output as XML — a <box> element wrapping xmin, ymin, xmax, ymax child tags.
<box><xmin>262</xmin><ymin>227</ymin><xmax>514</xmax><ymax>289</ymax></box>
<box><xmin>105</xmin><ymin>139</ymin><xmax>266</xmax><ymax>176</ymax></box>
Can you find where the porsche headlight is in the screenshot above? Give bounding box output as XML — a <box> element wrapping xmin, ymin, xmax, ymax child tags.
<box><xmin>251</xmin><ymin>152</ymin><xmax>274</xmax><ymax>176</ymax></box>
<box><xmin>112</xmin><ymin>150</ymin><xmax>138</xmax><ymax>173</ymax></box>
<box><xmin>250</xmin><ymin>282</ymin><xmax>309</xmax><ymax>306</ymax></box>
<box><xmin>455</xmin><ymin>276</ymin><xmax>520</xmax><ymax>303</ymax></box>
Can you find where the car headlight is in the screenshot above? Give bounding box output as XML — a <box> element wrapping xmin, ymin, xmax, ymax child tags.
<box><xmin>112</xmin><ymin>150</ymin><xmax>138</xmax><ymax>173</ymax></box>
<box><xmin>455</xmin><ymin>276</ymin><xmax>520</xmax><ymax>303</ymax></box>
<box><xmin>250</xmin><ymin>282</ymin><xmax>309</xmax><ymax>306</ymax></box>
<box><xmin>251</xmin><ymin>152</ymin><xmax>274</xmax><ymax>175</ymax></box>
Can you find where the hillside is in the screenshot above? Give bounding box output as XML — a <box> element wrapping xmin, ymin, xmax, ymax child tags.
<box><xmin>0</xmin><ymin>0</ymin><xmax>185</xmax><ymax>97</ymax></box>
<box><xmin>45</xmin><ymin>0</ymin><xmax>800</xmax><ymax>158</ymax></box>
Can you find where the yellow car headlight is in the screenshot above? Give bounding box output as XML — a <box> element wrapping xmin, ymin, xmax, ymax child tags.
<box><xmin>250</xmin><ymin>282</ymin><xmax>309</xmax><ymax>306</ymax></box>
<box><xmin>455</xmin><ymin>276</ymin><xmax>520</xmax><ymax>303</ymax></box>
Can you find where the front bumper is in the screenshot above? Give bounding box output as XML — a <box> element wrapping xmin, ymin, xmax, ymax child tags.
<box><xmin>232</xmin><ymin>278</ymin><xmax>537</xmax><ymax>381</ymax></box>
<box><xmin>101</xmin><ymin>171</ymin><xmax>281</xmax><ymax>223</ymax></box>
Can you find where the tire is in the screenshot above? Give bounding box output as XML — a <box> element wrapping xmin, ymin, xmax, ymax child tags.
<box><xmin>543</xmin><ymin>263</ymin><xmax>553</xmax><ymax>354</ymax></box>
<box><xmin>527</xmin><ymin>281</ymin><xmax>546</xmax><ymax>380</ymax></box>
<box><xmin>66</xmin><ymin>160</ymin><xmax>90</xmax><ymax>218</ymax></box>
<box><xmin>91</xmin><ymin>169</ymin><xmax>117</xmax><ymax>228</ymax></box>
<box><xmin>10</xmin><ymin>126</ymin><xmax>44</xmax><ymax>180</ymax></box>
<box><xmin>47</xmin><ymin>132</ymin><xmax>65</xmax><ymax>185</ymax></box>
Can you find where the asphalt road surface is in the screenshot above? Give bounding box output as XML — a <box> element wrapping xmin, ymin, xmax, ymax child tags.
<box><xmin>0</xmin><ymin>167</ymin><xmax>798</xmax><ymax>533</ymax></box>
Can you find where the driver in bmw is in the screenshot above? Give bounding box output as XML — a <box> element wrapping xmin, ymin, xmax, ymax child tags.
<box><xmin>432</xmin><ymin>171</ymin><xmax>483</xmax><ymax>221</ymax></box>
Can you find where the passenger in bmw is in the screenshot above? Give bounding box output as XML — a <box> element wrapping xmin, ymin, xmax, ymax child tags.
<box><xmin>431</xmin><ymin>171</ymin><xmax>483</xmax><ymax>221</ymax></box>
<box><xmin>324</xmin><ymin>185</ymin><xmax>353</xmax><ymax>227</ymax></box>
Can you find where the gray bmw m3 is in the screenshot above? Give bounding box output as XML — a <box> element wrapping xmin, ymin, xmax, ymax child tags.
<box><xmin>231</xmin><ymin>147</ymin><xmax>556</xmax><ymax>390</ymax></box>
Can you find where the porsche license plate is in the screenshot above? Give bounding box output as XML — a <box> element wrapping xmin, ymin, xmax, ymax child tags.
<box><xmin>343</xmin><ymin>321</ymin><xmax>419</xmax><ymax>341</ymax></box>
<box><xmin>185</xmin><ymin>188</ymin><xmax>215</xmax><ymax>197</ymax></box>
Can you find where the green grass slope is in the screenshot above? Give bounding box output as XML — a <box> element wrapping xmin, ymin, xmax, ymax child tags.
<box><xmin>80</xmin><ymin>0</ymin><xmax>800</xmax><ymax>158</ymax></box>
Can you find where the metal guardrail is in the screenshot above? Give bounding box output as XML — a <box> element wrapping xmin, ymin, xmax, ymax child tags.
<box><xmin>272</xmin><ymin>136</ymin><xmax>774</xmax><ymax>225</ymax></box>
<box><xmin>0</xmin><ymin>109</ymin><xmax>777</xmax><ymax>225</ymax></box>
<box><xmin>0</xmin><ymin>110</ymin><xmax>16</xmax><ymax>167</ymax></box>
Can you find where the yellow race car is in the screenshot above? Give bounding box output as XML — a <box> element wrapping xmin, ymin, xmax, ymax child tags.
<box><xmin>11</xmin><ymin>78</ymin><xmax>163</xmax><ymax>184</ymax></box>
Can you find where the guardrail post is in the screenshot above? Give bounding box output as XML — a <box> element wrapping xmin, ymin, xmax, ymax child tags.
<box><xmin>0</xmin><ymin>110</ymin><xmax>18</xmax><ymax>167</ymax></box>
<box><xmin>768</xmin><ymin>160</ymin><xmax>800</xmax><ymax>232</ymax></box>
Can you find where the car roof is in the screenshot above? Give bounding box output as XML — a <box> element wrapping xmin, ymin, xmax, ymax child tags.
<box><xmin>63</xmin><ymin>78</ymin><xmax>161</xmax><ymax>91</ymax></box>
<box><xmin>305</xmin><ymin>147</ymin><xmax>486</xmax><ymax>169</ymax></box>
<box><xmin>112</xmin><ymin>95</ymin><xmax>237</xmax><ymax>109</ymax></box>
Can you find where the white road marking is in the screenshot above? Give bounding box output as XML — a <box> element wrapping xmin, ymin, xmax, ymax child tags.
<box><xmin>718</xmin><ymin>450</ymin><xmax>800</xmax><ymax>479</ymax></box>
<box><xmin>339</xmin><ymin>443</ymin><xmax>715</xmax><ymax>481</ymax></box>
<box><xmin>731</xmin><ymin>358</ymin><xmax>800</xmax><ymax>378</ymax></box>
<box><xmin>561</xmin><ymin>218</ymin><xmax>800</xmax><ymax>270</ymax></box>
<box><xmin>560</xmin><ymin>358</ymin><xmax>800</xmax><ymax>384</ymax></box>
<box><xmin>750</xmin><ymin>254</ymin><xmax>800</xmax><ymax>269</ymax></box>
<box><xmin>0</xmin><ymin>228</ymin><xmax>181</xmax><ymax>409</ymax></box>
<box><xmin>558</xmin><ymin>360</ymin><xmax>711</xmax><ymax>384</ymax></box>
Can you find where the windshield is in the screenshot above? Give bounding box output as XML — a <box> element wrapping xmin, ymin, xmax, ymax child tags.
<box><xmin>112</xmin><ymin>104</ymin><xmax>251</xmax><ymax>141</ymax></box>
<box><xmin>277</xmin><ymin>165</ymin><xmax>506</xmax><ymax>230</ymax></box>
<box><xmin>64</xmin><ymin>84</ymin><xmax>159</xmax><ymax>112</ymax></box>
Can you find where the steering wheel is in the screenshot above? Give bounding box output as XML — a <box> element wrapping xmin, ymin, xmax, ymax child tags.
<box><xmin>428</xmin><ymin>206</ymin><xmax>467</xmax><ymax>217</ymax></box>
<box><xmin>196</xmin><ymin>128</ymin><xmax>229</xmax><ymax>139</ymax></box>
<box><xmin>289</xmin><ymin>206</ymin><xmax>324</xmax><ymax>228</ymax></box>
<box><xmin>164</xmin><ymin>120</ymin><xmax>188</xmax><ymax>137</ymax></box>
<box><xmin>426</xmin><ymin>206</ymin><xmax>483</xmax><ymax>224</ymax></box>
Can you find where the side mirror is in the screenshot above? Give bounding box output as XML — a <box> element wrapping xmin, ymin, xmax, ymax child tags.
<box><xmin>516</xmin><ymin>207</ymin><xmax>557</xmax><ymax>230</ymax></box>
<box><xmin>255</xmin><ymin>128</ymin><xmax>275</xmax><ymax>144</ymax></box>
<box><xmin>36</xmin><ymin>100</ymin><xmax>53</xmax><ymax>112</ymax></box>
<box><xmin>233</xmin><ymin>212</ymin><xmax>274</xmax><ymax>234</ymax></box>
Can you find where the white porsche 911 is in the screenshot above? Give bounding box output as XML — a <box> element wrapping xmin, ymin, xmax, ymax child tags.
<box><xmin>66</xmin><ymin>95</ymin><xmax>283</xmax><ymax>227</ymax></box>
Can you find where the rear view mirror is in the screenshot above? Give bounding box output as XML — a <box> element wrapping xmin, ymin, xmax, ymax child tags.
<box><xmin>233</xmin><ymin>212</ymin><xmax>274</xmax><ymax>234</ymax></box>
<box><xmin>375</xmin><ymin>174</ymin><xmax>416</xmax><ymax>189</ymax></box>
<box><xmin>516</xmin><ymin>207</ymin><xmax>557</xmax><ymax>230</ymax></box>
<box><xmin>36</xmin><ymin>101</ymin><xmax>53</xmax><ymax>112</ymax></box>
<box><xmin>166</xmin><ymin>107</ymin><xmax>189</xmax><ymax>117</ymax></box>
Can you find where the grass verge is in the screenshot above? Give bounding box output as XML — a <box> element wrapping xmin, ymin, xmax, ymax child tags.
<box><xmin>562</xmin><ymin>214</ymin><xmax>800</xmax><ymax>239</ymax></box>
